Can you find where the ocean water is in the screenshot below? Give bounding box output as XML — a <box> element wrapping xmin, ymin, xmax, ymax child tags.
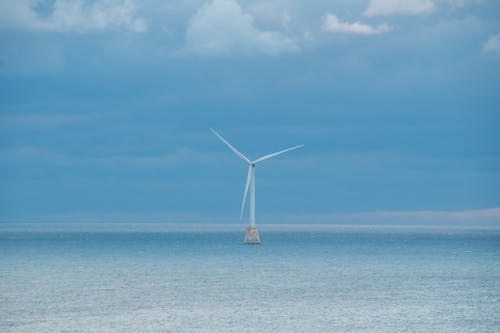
<box><xmin>1</xmin><ymin>225</ymin><xmax>500</xmax><ymax>332</ymax></box>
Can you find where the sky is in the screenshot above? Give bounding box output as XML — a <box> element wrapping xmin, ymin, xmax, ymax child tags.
<box><xmin>0</xmin><ymin>0</ymin><xmax>499</xmax><ymax>225</ymax></box>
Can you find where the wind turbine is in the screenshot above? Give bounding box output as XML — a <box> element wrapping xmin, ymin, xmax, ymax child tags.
<box><xmin>210</xmin><ymin>128</ymin><xmax>303</xmax><ymax>244</ymax></box>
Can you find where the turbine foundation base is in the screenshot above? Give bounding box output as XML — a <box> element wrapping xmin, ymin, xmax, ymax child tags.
<box><xmin>244</xmin><ymin>226</ymin><xmax>261</xmax><ymax>245</ymax></box>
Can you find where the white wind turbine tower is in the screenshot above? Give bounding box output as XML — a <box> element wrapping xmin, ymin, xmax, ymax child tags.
<box><xmin>210</xmin><ymin>129</ymin><xmax>303</xmax><ymax>244</ymax></box>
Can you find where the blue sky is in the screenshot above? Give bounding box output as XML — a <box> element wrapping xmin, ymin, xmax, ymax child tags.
<box><xmin>0</xmin><ymin>0</ymin><xmax>499</xmax><ymax>225</ymax></box>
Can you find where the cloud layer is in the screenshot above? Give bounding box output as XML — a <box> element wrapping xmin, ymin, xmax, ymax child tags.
<box><xmin>364</xmin><ymin>0</ymin><xmax>436</xmax><ymax>17</ymax></box>
<box><xmin>0</xmin><ymin>0</ymin><xmax>147</xmax><ymax>32</ymax></box>
<box><xmin>184</xmin><ymin>0</ymin><xmax>298</xmax><ymax>56</ymax></box>
<box><xmin>483</xmin><ymin>34</ymin><xmax>500</xmax><ymax>58</ymax></box>
<box><xmin>2</xmin><ymin>207</ymin><xmax>500</xmax><ymax>227</ymax></box>
<box><xmin>322</xmin><ymin>14</ymin><xmax>392</xmax><ymax>35</ymax></box>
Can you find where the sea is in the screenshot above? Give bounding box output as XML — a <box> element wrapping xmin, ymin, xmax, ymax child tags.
<box><xmin>1</xmin><ymin>224</ymin><xmax>499</xmax><ymax>332</ymax></box>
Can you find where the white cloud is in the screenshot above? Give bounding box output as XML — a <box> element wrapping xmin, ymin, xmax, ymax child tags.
<box><xmin>483</xmin><ymin>34</ymin><xmax>500</xmax><ymax>58</ymax></box>
<box><xmin>364</xmin><ymin>0</ymin><xmax>436</xmax><ymax>17</ymax></box>
<box><xmin>0</xmin><ymin>0</ymin><xmax>147</xmax><ymax>33</ymax></box>
<box><xmin>184</xmin><ymin>0</ymin><xmax>299</xmax><ymax>56</ymax></box>
<box><xmin>322</xmin><ymin>14</ymin><xmax>392</xmax><ymax>35</ymax></box>
<box><xmin>2</xmin><ymin>208</ymin><xmax>500</xmax><ymax>228</ymax></box>
<box><xmin>266</xmin><ymin>208</ymin><xmax>500</xmax><ymax>226</ymax></box>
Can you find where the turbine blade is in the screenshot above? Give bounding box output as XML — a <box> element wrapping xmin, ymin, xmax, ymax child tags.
<box><xmin>253</xmin><ymin>144</ymin><xmax>304</xmax><ymax>164</ymax></box>
<box><xmin>210</xmin><ymin>128</ymin><xmax>251</xmax><ymax>164</ymax></box>
<box><xmin>241</xmin><ymin>165</ymin><xmax>252</xmax><ymax>219</ymax></box>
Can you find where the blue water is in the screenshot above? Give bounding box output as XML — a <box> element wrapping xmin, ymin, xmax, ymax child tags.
<box><xmin>1</xmin><ymin>226</ymin><xmax>500</xmax><ymax>332</ymax></box>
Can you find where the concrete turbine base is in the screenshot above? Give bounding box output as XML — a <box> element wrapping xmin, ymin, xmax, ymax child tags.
<box><xmin>244</xmin><ymin>226</ymin><xmax>261</xmax><ymax>245</ymax></box>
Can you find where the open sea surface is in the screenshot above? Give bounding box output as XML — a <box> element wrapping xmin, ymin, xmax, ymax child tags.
<box><xmin>1</xmin><ymin>224</ymin><xmax>499</xmax><ymax>332</ymax></box>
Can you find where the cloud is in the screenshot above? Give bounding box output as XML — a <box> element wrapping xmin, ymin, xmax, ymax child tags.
<box><xmin>441</xmin><ymin>0</ymin><xmax>484</xmax><ymax>9</ymax></box>
<box><xmin>0</xmin><ymin>0</ymin><xmax>147</xmax><ymax>32</ymax></box>
<box><xmin>364</xmin><ymin>0</ymin><xmax>436</xmax><ymax>17</ymax></box>
<box><xmin>0</xmin><ymin>113</ymin><xmax>93</xmax><ymax>129</ymax></box>
<box><xmin>2</xmin><ymin>208</ymin><xmax>500</xmax><ymax>228</ymax></box>
<box><xmin>265</xmin><ymin>208</ymin><xmax>500</xmax><ymax>226</ymax></box>
<box><xmin>322</xmin><ymin>14</ymin><xmax>392</xmax><ymax>35</ymax></box>
<box><xmin>483</xmin><ymin>34</ymin><xmax>500</xmax><ymax>58</ymax></box>
<box><xmin>0</xmin><ymin>146</ymin><xmax>222</xmax><ymax>169</ymax></box>
<box><xmin>244</xmin><ymin>2</ymin><xmax>292</xmax><ymax>31</ymax></box>
<box><xmin>184</xmin><ymin>0</ymin><xmax>299</xmax><ymax>56</ymax></box>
